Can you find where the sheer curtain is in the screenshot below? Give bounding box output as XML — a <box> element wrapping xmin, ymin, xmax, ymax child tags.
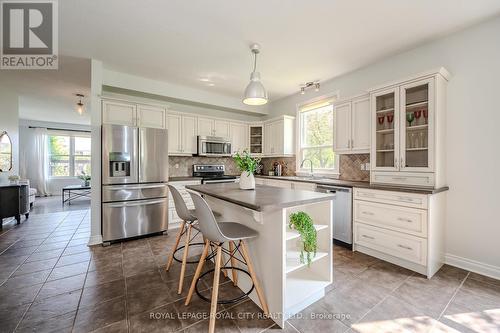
<box><xmin>20</xmin><ymin>127</ymin><xmax>50</xmax><ymax>196</ymax></box>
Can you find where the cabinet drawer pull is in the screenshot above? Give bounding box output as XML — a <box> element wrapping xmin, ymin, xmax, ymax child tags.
<box><xmin>362</xmin><ymin>211</ymin><xmax>375</xmax><ymax>216</ymax></box>
<box><xmin>392</xmin><ymin>177</ymin><xmax>407</xmax><ymax>181</ymax></box>
<box><xmin>362</xmin><ymin>234</ymin><xmax>375</xmax><ymax>240</ymax></box>
<box><xmin>360</xmin><ymin>192</ymin><xmax>375</xmax><ymax>197</ymax></box>
<box><xmin>398</xmin><ymin>196</ymin><xmax>414</xmax><ymax>202</ymax></box>
<box><xmin>397</xmin><ymin>244</ymin><xmax>413</xmax><ymax>250</ymax></box>
<box><xmin>397</xmin><ymin>217</ymin><xmax>413</xmax><ymax>223</ymax></box>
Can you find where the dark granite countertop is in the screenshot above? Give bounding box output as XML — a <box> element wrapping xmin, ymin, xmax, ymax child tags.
<box><xmin>169</xmin><ymin>176</ymin><xmax>203</xmax><ymax>182</ymax></box>
<box><xmin>186</xmin><ymin>183</ymin><xmax>334</xmax><ymax>212</ymax></box>
<box><xmin>255</xmin><ymin>175</ymin><xmax>448</xmax><ymax>194</ymax></box>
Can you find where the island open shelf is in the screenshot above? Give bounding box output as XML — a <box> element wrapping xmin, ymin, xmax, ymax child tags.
<box><xmin>186</xmin><ymin>183</ymin><xmax>334</xmax><ymax>328</ymax></box>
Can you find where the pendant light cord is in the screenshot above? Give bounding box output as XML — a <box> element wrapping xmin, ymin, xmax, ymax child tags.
<box><xmin>253</xmin><ymin>52</ymin><xmax>257</xmax><ymax>72</ymax></box>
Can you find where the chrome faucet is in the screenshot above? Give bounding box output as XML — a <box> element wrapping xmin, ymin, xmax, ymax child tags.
<box><xmin>300</xmin><ymin>158</ymin><xmax>314</xmax><ymax>176</ymax></box>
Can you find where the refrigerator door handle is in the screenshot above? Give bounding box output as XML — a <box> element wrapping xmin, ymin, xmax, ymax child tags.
<box><xmin>107</xmin><ymin>198</ymin><xmax>166</xmax><ymax>208</ymax></box>
<box><xmin>106</xmin><ymin>184</ymin><xmax>166</xmax><ymax>191</ymax></box>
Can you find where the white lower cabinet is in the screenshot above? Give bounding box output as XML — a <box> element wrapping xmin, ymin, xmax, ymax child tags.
<box><xmin>167</xmin><ymin>180</ymin><xmax>201</xmax><ymax>226</ymax></box>
<box><xmin>257</xmin><ymin>178</ymin><xmax>316</xmax><ymax>191</ymax></box>
<box><xmin>353</xmin><ymin>187</ymin><xmax>445</xmax><ymax>278</ymax></box>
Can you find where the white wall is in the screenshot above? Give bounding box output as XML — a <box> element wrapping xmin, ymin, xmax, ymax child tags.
<box><xmin>89</xmin><ymin>59</ymin><xmax>103</xmax><ymax>246</ymax></box>
<box><xmin>270</xmin><ymin>16</ymin><xmax>500</xmax><ymax>276</ymax></box>
<box><xmin>0</xmin><ymin>88</ymin><xmax>19</xmax><ymax>184</ymax></box>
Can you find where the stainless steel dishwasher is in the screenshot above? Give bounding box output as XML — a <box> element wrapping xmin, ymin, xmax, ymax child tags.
<box><xmin>316</xmin><ymin>184</ymin><xmax>353</xmax><ymax>248</ymax></box>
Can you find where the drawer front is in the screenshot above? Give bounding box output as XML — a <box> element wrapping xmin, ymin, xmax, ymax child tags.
<box><xmin>354</xmin><ymin>188</ymin><xmax>428</xmax><ymax>209</ymax></box>
<box><xmin>354</xmin><ymin>200</ymin><xmax>427</xmax><ymax>237</ymax></box>
<box><xmin>102</xmin><ymin>183</ymin><xmax>168</xmax><ymax>203</ymax></box>
<box><xmin>371</xmin><ymin>171</ymin><xmax>435</xmax><ymax>188</ymax></box>
<box><xmin>354</xmin><ymin>223</ymin><xmax>427</xmax><ymax>265</ymax></box>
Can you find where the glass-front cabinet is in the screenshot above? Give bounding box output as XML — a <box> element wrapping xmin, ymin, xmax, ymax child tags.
<box><xmin>400</xmin><ymin>78</ymin><xmax>434</xmax><ymax>172</ymax></box>
<box><xmin>372</xmin><ymin>88</ymin><xmax>399</xmax><ymax>170</ymax></box>
<box><xmin>370</xmin><ymin>69</ymin><xmax>448</xmax><ymax>188</ymax></box>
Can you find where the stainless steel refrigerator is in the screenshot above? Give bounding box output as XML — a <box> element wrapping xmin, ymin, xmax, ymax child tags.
<box><xmin>101</xmin><ymin>124</ymin><xmax>168</xmax><ymax>243</ymax></box>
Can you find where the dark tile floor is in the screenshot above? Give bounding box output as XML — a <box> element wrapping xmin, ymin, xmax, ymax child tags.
<box><xmin>0</xmin><ymin>200</ymin><xmax>499</xmax><ymax>332</ymax></box>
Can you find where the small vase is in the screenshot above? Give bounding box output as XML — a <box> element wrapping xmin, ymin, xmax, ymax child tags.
<box><xmin>239</xmin><ymin>171</ymin><xmax>255</xmax><ymax>190</ymax></box>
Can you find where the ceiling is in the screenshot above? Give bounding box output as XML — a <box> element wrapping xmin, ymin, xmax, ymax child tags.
<box><xmin>0</xmin><ymin>56</ymin><xmax>91</xmax><ymax>125</ymax></box>
<box><xmin>59</xmin><ymin>0</ymin><xmax>500</xmax><ymax>102</ymax></box>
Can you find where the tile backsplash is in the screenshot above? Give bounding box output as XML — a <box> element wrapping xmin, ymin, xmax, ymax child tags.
<box><xmin>168</xmin><ymin>156</ymin><xmax>240</xmax><ymax>177</ymax></box>
<box><xmin>168</xmin><ymin>154</ymin><xmax>369</xmax><ymax>181</ymax></box>
<box><xmin>260</xmin><ymin>157</ymin><xmax>296</xmax><ymax>176</ymax></box>
<box><xmin>339</xmin><ymin>154</ymin><xmax>370</xmax><ymax>181</ymax></box>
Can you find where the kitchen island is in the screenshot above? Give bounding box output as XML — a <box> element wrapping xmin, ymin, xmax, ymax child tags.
<box><xmin>186</xmin><ymin>183</ymin><xmax>334</xmax><ymax>328</ymax></box>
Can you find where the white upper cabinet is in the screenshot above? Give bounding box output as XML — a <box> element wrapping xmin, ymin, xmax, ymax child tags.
<box><xmin>214</xmin><ymin>120</ymin><xmax>230</xmax><ymax>138</ymax></box>
<box><xmin>182</xmin><ymin>115</ymin><xmax>198</xmax><ymax>154</ymax></box>
<box><xmin>351</xmin><ymin>96</ymin><xmax>371</xmax><ymax>152</ymax></box>
<box><xmin>197</xmin><ymin>117</ymin><xmax>214</xmax><ymax>137</ymax></box>
<box><xmin>167</xmin><ymin>113</ymin><xmax>182</xmax><ymax>154</ymax></box>
<box><xmin>167</xmin><ymin>112</ymin><xmax>197</xmax><ymax>155</ymax></box>
<box><xmin>137</xmin><ymin>105</ymin><xmax>167</xmax><ymax>129</ymax></box>
<box><xmin>370</xmin><ymin>68</ymin><xmax>449</xmax><ymax>187</ymax></box>
<box><xmin>229</xmin><ymin>122</ymin><xmax>249</xmax><ymax>154</ymax></box>
<box><xmin>333</xmin><ymin>102</ymin><xmax>351</xmax><ymax>153</ymax></box>
<box><xmin>334</xmin><ymin>94</ymin><xmax>370</xmax><ymax>154</ymax></box>
<box><xmin>262</xmin><ymin>116</ymin><xmax>295</xmax><ymax>157</ymax></box>
<box><xmin>102</xmin><ymin>100</ymin><xmax>137</xmax><ymax>126</ymax></box>
<box><xmin>102</xmin><ymin>99</ymin><xmax>166</xmax><ymax>129</ymax></box>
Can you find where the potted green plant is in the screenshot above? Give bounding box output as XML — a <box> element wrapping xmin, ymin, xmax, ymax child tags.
<box><xmin>233</xmin><ymin>150</ymin><xmax>261</xmax><ymax>190</ymax></box>
<box><xmin>78</xmin><ymin>171</ymin><xmax>91</xmax><ymax>187</ymax></box>
<box><xmin>289</xmin><ymin>211</ymin><xmax>317</xmax><ymax>266</ymax></box>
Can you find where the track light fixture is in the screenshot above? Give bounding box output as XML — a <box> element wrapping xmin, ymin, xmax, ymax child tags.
<box><xmin>300</xmin><ymin>81</ymin><xmax>320</xmax><ymax>95</ymax></box>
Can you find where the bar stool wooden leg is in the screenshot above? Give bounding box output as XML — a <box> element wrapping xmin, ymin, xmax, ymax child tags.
<box><xmin>209</xmin><ymin>245</ymin><xmax>222</xmax><ymax>333</ymax></box>
<box><xmin>240</xmin><ymin>240</ymin><xmax>269</xmax><ymax>315</ymax></box>
<box><xmin>185</xmin><ymin>239</ymin><xmax>210</xmax><ymax>305</ymax></box>
<box><xmin>229</xmin><ymin>241</ymin><xmax>238</xmax><ymax>286</ymax></box>
<box><xmin>178</xmin><ymin>223</ymin><xmax>192</xmax><ymax>294</ymax></box>
<box><xmin>166</xmin><ymin>221</ymin><xmax>186</xmax><ymax>271</ymax></box>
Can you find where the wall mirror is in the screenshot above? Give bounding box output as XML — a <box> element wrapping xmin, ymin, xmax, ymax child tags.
<box><xmin>0</xmin><ymin>131</ymin><xmax>13</xmax><ymax>172</ymax></box>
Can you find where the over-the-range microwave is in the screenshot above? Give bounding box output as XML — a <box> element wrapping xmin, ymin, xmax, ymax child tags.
<box><xmin>197</xmin><ymin>136</ymin><xmax>232</xmax><ymax>156</ymax></box>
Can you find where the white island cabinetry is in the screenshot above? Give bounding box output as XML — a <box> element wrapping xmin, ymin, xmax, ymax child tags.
<box><xmin>187</xmin><ymin>184</ymin><xmax>333</xmax><ymax>328</ymax></box>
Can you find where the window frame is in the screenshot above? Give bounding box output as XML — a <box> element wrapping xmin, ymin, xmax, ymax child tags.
<box><xmin>295</xmin><ymin>93</ymin><xmax>339</xmax><ymax>177</ymax></box>
<box><xmin>48</xmin><ymin>131</ymin><xmax>91</xmax><ymax>178</ymax></box>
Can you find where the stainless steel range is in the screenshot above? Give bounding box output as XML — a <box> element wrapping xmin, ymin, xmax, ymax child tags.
<box><xmin>193</xmin><ymin>164</ymin><xmax>237</xmax><ymax>184</ymax></box>
<box><xmin>101</xmin><ymin>124</ymin><xmax>169</xmax><ymax>243</ymax></box>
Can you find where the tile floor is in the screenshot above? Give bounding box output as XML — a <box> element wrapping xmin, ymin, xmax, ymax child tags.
<box><xmin>0</xmin><ymin>206</ymin><xmax>499</xmax><ymax>332</ymax></box>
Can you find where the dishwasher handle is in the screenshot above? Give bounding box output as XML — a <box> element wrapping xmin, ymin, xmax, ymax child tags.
<box><xmin>316</xmin><ymin>185</ymin><xmax>352</xmax><ymax>193</ymax></box>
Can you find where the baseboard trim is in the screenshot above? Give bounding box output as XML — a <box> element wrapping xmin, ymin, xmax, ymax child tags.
<box><xmin>87</xmin><ymin>235</ymin><xmax>103</xmax><ymax>246</ymax></box>
<box><xmin>445</xmin><ymin>253</ymin><xmax>500</xmax><ymax>280</ymax></box>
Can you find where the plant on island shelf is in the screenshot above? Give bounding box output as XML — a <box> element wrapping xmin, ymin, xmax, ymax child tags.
<box><xmin>78</xmin><ymin>171</ymin><xmax>91</xmax><ymax>187</ymax></box>
<box><xmin>233</xmin><ymin>150</ymin><xmax>261</xmax><ymax>190</ymax></box>
<box><xmin>289</xmin><ymin>211</ymin><xmax>317</xmax><ymax>266</ymax></box>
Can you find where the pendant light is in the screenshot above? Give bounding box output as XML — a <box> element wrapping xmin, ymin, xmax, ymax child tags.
<box><xmin>76</xmin><ymin>94</ymin><xmax>84</xmax><ymax>115</ymax></box>
<box><xmin>243</xmin><ymin>44</ymin><xmax>268</xmax><ymax>106</ymax></box>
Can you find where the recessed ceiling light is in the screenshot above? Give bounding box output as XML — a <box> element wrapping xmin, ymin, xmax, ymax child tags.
<box><xmin>199</xmin><ymin>78</ymin><xmax>211</xmax><ymax>82</ymax></box>
<box><xmin>207</xmin><ymin>83</ymin><xmax>215</xmax><ymax>86</ymax></box>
